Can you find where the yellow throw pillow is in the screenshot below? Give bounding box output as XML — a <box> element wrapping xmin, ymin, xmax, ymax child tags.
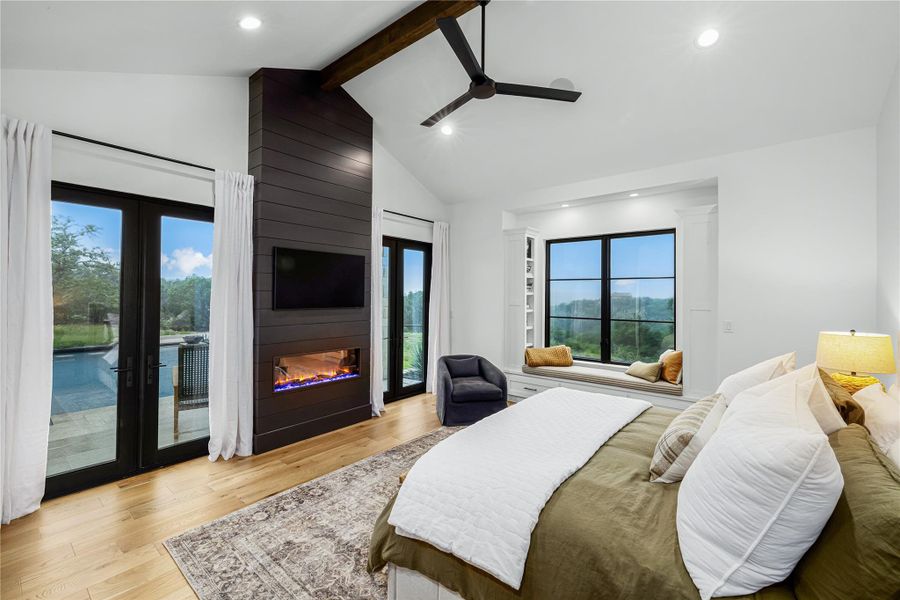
<box><xmin>524</xmin><ymin>345</ymin><xmax>574</xmax><ymax>367</ymax></box>
<box><xmin>661</xmin><ymin>350</ymin><xmax>683</xmax><ymax>384</ymax></box>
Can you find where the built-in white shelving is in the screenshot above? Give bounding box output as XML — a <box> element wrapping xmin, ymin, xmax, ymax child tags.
<box><xmin>504</xmin><ymin>227</ymin><xmax>540</xmax><ymax>369</ymax></box>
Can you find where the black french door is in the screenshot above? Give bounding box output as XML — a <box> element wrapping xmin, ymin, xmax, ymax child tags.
<box><xmin>382</xmin><ymin>237</ymin><xmax>432</xmax><ymax>402</ymax></box>
<box><xmin>45</xmin><ymin>183</ymin><xmax>213</xmax><ymax>498</ymax></box>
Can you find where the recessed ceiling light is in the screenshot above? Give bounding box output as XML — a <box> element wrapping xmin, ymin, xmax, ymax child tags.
<box><xmin>629</xmin><ymin>193</ymin><xmax>639</xmax><ymax>197</ymax></box>
<box><xmin>561</xmin><ymin>204</ymin><xmax>570</xmax><ymax>208</ymax></box>
<box><xmin>440</xmin><ymin>124</ymin><xmax>453</xmax><ymax>136</ymax></box>
<box><xmin>239</xmin><ymin>16</ymin><xmax>262</xmax><ymax>30</ymax></box>
<box><xmin>696</xmin><ymin>29</ymin><xmax>719</xmax><ymax>48</ymax></box>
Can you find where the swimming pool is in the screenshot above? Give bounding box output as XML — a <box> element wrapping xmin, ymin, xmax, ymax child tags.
<box><xmin>51</xmin><ymin>344</ymin><xmax>181</xmax><ymax>415</ymax></box>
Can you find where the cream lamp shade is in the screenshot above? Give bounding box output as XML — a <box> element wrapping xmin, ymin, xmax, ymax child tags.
<box><xmin>816</xmin><ymin>331</ymin><xmax>896</xmax><ymax>375</ymax></box>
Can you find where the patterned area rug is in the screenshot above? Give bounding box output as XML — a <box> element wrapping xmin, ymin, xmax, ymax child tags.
<box><xmin>165</xmin><ymin>428</ymin><xmax>456</xmax><ymax>599</ymax></box>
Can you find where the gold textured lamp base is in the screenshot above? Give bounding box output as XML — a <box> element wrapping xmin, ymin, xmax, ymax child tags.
<box><xmin>829</xmin><ymin>372</ymin><xmax>883</xmax><ymax>395</ymax></box>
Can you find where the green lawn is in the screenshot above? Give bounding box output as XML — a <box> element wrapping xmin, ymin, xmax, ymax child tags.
<box><xmin>53</xmin><ymin>323</ymin><xmax>114</xmax><ymax>350</ymax></box>
<box><xmin>54</xmin><ymin>323</ymin><xmax>196</xmax><ymax>350</ymax></box>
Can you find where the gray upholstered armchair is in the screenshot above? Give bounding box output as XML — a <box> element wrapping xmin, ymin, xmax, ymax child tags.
<box><xmin>436</xmin><ymin>354</ymin><xmax>508</xmax><ymax>426</ymax></box>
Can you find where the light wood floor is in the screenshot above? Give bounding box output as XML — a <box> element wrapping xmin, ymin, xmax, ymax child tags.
<box><xmin>1</xmin><ymin>394</ymin><xmax>440</xmax><ymax>600</ymax></box>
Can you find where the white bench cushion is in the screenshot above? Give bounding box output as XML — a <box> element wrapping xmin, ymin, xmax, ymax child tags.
<box><xmin>522</xmin><ymin>364</ymin><xmax>683</xmax><ymax>396</ymax></box>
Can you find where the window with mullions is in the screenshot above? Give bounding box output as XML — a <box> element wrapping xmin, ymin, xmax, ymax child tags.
<box><xmin>546</xmin><ymin>230</ymin><xmax>675</xmax><ymax>364</ymax></box>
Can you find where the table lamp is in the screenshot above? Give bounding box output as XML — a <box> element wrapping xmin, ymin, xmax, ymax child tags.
<box><xmin>816</xmin><ymin>330</ymin><xmax>896</xmax><ymax>394</ymax></box>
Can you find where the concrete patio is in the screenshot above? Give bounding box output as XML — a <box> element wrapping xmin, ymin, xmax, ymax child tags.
<box><xmin>47</xmin><ymin>396</ymin><xmax>209</xmax><ymax>477</ymax></box>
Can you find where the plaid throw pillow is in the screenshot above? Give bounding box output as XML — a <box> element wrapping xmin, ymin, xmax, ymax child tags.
<box><xmin>649</xmin><ymin>393</ymin><xmax>725</xmax><ymax>483</ymax></box>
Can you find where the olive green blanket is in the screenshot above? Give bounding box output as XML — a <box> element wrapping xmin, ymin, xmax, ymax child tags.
<box><xmin>368</xmin><ymin>408</ymin><xmax>794</xmax><ymax>600</ymax></box>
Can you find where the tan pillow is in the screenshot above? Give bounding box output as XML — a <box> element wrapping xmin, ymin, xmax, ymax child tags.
<box><xmin>625</xmin><ymin>361</ymin><xmax>662</xmax><ymax>383</ymax></box>
<box><xmin>818</xmin><ymin>368</ymin><xmax>866</xmax><ymax>426</ymax></box>
<box><xmin>524</xmin><ymin>345</ymin><xmax>573</xmax><ymax>367</ymax></box>
<box><xmin>649</xmin><ymin>393</ymin><xmax>725</xmax><ymax>483</ymax></box>
<box><xmin>660</xmin><ymin>349</ymin><xmax>683</xmax><ymax>384</ymax></box>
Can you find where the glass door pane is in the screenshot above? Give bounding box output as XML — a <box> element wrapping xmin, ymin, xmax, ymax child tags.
<box><xmin>48</xmin><ymin>201</ymin><xmax>123</xmax><ymax>476</ymax></box>
<box><xmin>157</xmin><ymin>216</ymin><xmax>213</xmax><ymax>450</ymax></box>
<box><xmin>401</xmin><ymin>248</ymin><xmax>426</xmax><ymax>389</ymax></box>
<box><xmin>382</xmin><ymin>246</ymin><xmax>391</xmax><ymax>395</ymax></box>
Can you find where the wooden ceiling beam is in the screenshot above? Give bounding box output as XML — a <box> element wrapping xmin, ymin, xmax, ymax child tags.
<box><xmin>319</xmin><ymin>0</ymin><xmax>479</xmax><ymax>91</ymax></box>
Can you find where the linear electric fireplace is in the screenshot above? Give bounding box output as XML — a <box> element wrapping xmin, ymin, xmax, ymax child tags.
<box><xmin>273</xmin><ymin>348</ymin><xmax>361</xmax><ymax>393</ymax></box>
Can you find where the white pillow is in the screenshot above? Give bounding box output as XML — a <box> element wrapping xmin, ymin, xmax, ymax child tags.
<box><xmin>716</xmin><ymin>352</ymin><xmax>796</xmax><ymax>405</ymax></box>
<box><xmin>725</xmin><ymin>364</ymin><xmax>846</xmax><ymax>434</ymax></box>
<box><xmin>889</xmin><ymin>383</ymin><xmax>899</xmax><ymax>401</ymax></box>
<box><xmin>677</xmin><ymin>379</ymin><xmax>843</xmax><ymax>599</ymax></box>
<box><xmin>852</xmin><ymin>383</ymin><xmax>900</xmax><ymax>467</ymax></box>
<box><xmin>799</xmin><ymin>376</ymin><xmax>846</xmax><ymax>435</ymax></box>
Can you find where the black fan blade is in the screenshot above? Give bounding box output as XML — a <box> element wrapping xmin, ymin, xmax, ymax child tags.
<box><xmin>495</xmin><ymin>82</ymin><xmax>582</xmax><ymax>102</ymax></box>
<box><xmin>437</xmin><ymin>17</ymin><xmax>484</xmax><ymax>81</ymax></box>
<box><xmin>421</xmin><ymin>91</ymin><xmax>473</xmax><ymax>127</ymax></box>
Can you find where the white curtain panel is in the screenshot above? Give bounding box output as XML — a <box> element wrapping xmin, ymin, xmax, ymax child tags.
<box><xmin>0</xmin><ymin>116</ymin><xmax>53</xmax><ymax>523</ymax></box>
<box><xmin>208</xmin><ymin>169</ymin><xmax>255</xmax><ymax>461</ymax></box>
<box><xmin>426</xmin><ymin>221</ymin><xmax>451</xmax><ymax>393</ymax></box>
<box><xmin>370</xmin><ymin>207</ymin><xmax>385</xmax><ymax>416</ymax></box>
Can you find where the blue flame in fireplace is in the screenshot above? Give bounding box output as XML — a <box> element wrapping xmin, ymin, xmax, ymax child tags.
<box><xmin>273</xmin><ymin>370</ymin><xmax>360</xmax><ymax>393</ymax></box>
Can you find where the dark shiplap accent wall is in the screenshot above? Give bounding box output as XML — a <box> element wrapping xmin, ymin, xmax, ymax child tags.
<box><xmin>249</xmin><ymin>68</ymin><xmax>373</xmax><ymax>453</ymax></box>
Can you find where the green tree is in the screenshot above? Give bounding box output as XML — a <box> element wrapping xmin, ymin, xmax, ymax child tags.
<box><xmin>160</xmin><ymin>275</ymin><xmax>212</xmax><ymax>332</ymax></box>
<box><xmin>551</xmin><ymin>293</ymin><xmax>675</xmax><ymax>363</ymax></box>
<box><xmin>403</xmin><ymin>290</ymin><xmax>425</xmax><ymax>328</ymax></box>
<box><xmin>51</xmin><ymin>215</ymin><xmax>120</xmax><ymax>324</ymax></box>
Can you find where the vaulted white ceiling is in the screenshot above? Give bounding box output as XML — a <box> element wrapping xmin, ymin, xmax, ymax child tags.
<box><xmin>0</xmin><ymin>1</ymin><xmax>418</xmax><ymax>76</ymax></box>
<box><xmin>3</xmin><ymin>1</ymin><xmax>898</xmax><ymax>206</ymax></box>
<box><xmin>345</xmin><ymin>1</ymin><xmax>899</xmax><ymax>204</ymax></box>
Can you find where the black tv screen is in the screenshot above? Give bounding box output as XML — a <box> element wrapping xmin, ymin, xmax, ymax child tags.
<box><xmin>273</xmin><ymin>248</ymin><xmax>365</xmax><ymax>309</ymax></box>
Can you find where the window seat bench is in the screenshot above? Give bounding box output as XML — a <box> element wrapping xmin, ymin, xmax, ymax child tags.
<box><xmin>520</xmin><ymin>364</ymin><xmax>684</xmax><ymax>397</ymax></box>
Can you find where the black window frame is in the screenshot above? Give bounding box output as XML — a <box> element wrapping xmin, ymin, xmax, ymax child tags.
<box><xmin>544</xmin><ymin>228</ymin><xmax>676</xmax><ymax>365</ymax></box>
<box><xmin>382</xmin><ymin>236</ymin><xmax>432</xmax><ymax>403</ymax></box>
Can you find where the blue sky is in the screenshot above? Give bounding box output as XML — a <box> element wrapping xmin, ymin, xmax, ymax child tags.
<box><xmin>160</xmin><ymin>216</ymin><xmax>213</xmax><ymax>280</ymax></box>
<box><xmin>52</xmin><ymin>202</ymin><xmax>213</xmax><ymax>280</ymax></box>
<box><xmin>381</xmin><ymin>246</ymin><xmax>426</xmax><ymax>293</ymax></box>
<box><xmin>53</xmin><ymin>201</ymin><xmax>122</xmax><ymax>259</ymax></box>
<box><xmin>403</xmin><ymin>248</ymin><xmax>424</xmax><ymax>293</ymax></box>
<box><xmin>550</xmin><ymin>233</ymin><xmax>674</xmax><ymax>304</ymax></box>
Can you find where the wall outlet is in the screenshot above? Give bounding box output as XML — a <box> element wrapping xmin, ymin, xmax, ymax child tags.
<box><xmin>723</xmin><ymin>320</ymin><xmax>734</xmax><ymax>333</ymax></box>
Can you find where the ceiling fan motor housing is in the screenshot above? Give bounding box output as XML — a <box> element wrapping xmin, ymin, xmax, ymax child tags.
<box><xmin>470</xmin><ymin>78</ymin><xmax>496</xmax><ymax>99</ymax></box>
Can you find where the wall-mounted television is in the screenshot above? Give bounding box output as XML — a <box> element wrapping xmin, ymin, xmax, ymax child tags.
<box><xmin>273</xmin><ymin>247</ymin><xmax>365</xmax><ymax>310</ymax></box>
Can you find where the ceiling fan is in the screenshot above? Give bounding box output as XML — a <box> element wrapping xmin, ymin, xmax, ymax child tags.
<box><xmin>421</xmin><ymin>0</ymin><xmax>582</xmax><ymax>127</ymax></box>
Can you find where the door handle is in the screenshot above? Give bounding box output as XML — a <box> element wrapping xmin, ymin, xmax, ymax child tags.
<box><xmin>146</xmin><ymin>355</ymin><xmax>167</xmax><ymax>384</ymax></box>
<box><xmin>110</xmin><ymin>357</ymin><xmax>134</xmax><ymax>388</ymax></box>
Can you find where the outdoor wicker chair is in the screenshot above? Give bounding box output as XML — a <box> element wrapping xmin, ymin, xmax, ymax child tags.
<box><xmin>172</xmin><ymin>341</ymin><xmax>209</xmax><ymax>435</ymax></box>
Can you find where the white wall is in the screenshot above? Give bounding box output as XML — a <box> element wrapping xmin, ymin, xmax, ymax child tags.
<box><xmin>373</xmin><ymin>138</ymin><xmax>447</xmax><ymax>243</ymax></box>
<box><xmin>1</xmin><ymin>68</ymin><xmax>248</xmax><ymax>206</ymax></box>
<box><xmin>450</xmin><ymin>205</ymin><xmax>510</xmax><ymax>364</ymax></box>
<box><xmin>450</xmin><ymin>128</ymin><xmax>878</xmax><ymax>381</ymax></box>
<box><xmin>716</xmin><ymin>129</ymin><xmax>876</xmax><ymax>375</ymax></box>
<box><xmin>876</xmin><ymin>65</ymin><xmax>900</xmax><ymax>384</ymax></box>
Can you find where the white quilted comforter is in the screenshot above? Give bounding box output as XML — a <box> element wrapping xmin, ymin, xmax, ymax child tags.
<box><xmin>388</xmin><ymin>386</ymin><xmax>651</xmax><ymax>589</ymax></box>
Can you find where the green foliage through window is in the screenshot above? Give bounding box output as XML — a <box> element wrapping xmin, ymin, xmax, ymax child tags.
<box><xmin>51</xmin><ymin>214</ymin><xmax>212</xmax><ymax>350</ymax></box>
<box><xmin>547</xmin><ymin>231</ymin><xmax>675</xmax><ymax>364</ymax></box>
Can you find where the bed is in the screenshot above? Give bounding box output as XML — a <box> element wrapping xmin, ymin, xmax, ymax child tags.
<box><xmin>369</xmin><ymin>403</ymin><xmax>900</xmax><ymax>600</ymax></box>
